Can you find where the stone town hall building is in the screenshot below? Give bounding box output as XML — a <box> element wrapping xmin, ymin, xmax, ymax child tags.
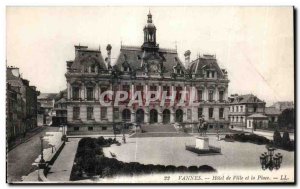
<box><xmin>65</xmin><ymin>12</ymin><xmax>230</xmax><ymax>135</ymax></box>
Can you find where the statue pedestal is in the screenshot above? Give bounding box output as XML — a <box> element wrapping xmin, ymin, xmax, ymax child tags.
<box><xmin>195</xmin><ymin>136</ymin><xmax>209</xmax><ymax>150</ymax></box>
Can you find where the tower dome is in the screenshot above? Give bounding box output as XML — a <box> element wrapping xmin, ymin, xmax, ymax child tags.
<box><xmin>142</xmin><ymin>11</ymin><xmax>158</xmax><ymax>50</ymax></box>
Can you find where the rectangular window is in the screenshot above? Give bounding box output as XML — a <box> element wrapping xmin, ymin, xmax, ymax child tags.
<box><xmin>101</xmin><ymin>86</ymin><xmax>109</xmax><ymax>101</ymax></box>
<box><xmin>102</xmin><ymin>127</ymin><xmax>107</xmax><ymax>131</ymax></box>
<box><xmin>163</xmin><ymin>86</ymin><xmax>170</xmax><ymax>96</ymax></box>
<box><xmin>209</xmin><ymin>108</ymin><xmax>214</xmax><ymax>118</ymax></box>
<box><xmin>150</xmin><ymin>86</ymin><xmax>157</xmax><ymax>98</ymax></box>
<box><xmin>114</xmin><ymin>108</ymin><xmax>119</xmax><ymax>120</ymax></box>
<box><xmin>176</xmin><ymin>87</ymin><xmax>182</xmax><ymax>101</ymax></box>
<box><xmin>73</xmin><ymin>107</ymin><xmax>80</xmax><ymax>119</ymax></box>
<box><xmin>86</xmin><ymin>87</ymin><xmax>94</xmax><ymax>101</ymax></box>
<box><xmin>236</xmin><ymin>106</ymin><xmax>239</xmax><ymax>112</ymax></box>
<box><xmin>219</xmin><ymin>91</ymin><xmax>224</xmax><ymax>101</ymax></box>
<box><xmin>198</xmin><ymin>90</ymin><xmax>203</xmax><ymax>101</ymax></box>
<box><xmin>88</xmin><ymin>127</ymin><xmax>93</xmax><ymax>131</ymax></box>
<box><xmin>209</xmin><ymin>90</ymin><xmax>214</xmax><ymax>101</ymax></box>
<box><xmin>206</xmin><ymin>71</ymin><xmax>210</xmax><ymax>78</ymax></box>
<box><xmin>198</xmin><ymin>108</ymin><xmax>203</xmax><ymax>118</ymax></box>
<box><xmin>74</xmin><ymin>127</ymin><xmax>79</xmax><ymax>131</ymax></box>
<box><xmin>211</xmin><ymin>71</ymin><xmax>215</xmax><ymax>78</ymax></box>
<box><xmin>101</xmin><ymin>107</ymin><xmax>107</xmax><ymax>120</ymax></box>
<box><xmin>240</xmin><ymin>106</ymin><xmax>243</xmax><ymax>112</ymax></box>
<box><xmin>219</xmin><ymin>108</ymin><xmax>224</xmax><ymax>118</ymax></box>
<box><xmin>72</xmin><ymin>87</ymin><xmax>80</xmax><ymax>100</ymax></box>
<box><xmin>87</xmin><ymin>107</ymin><xmax>94</xmax><ymax>120</ymax></box>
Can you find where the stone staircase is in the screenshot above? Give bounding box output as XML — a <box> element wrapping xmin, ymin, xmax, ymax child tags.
<box><xmin>140</xmin><ymin>124</ymin><xmax>178</xmax><ymax>133</ymax></box>
<box><xmin>129</xmin><ymin>124</ymin><xmax>191</xmax><ymax>138</ymax></box>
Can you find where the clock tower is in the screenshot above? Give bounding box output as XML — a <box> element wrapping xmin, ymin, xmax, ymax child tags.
<box><xmin>142</xmin><ymin>11</ymin><xmax>159</xmax><ymax>51</ymax></box>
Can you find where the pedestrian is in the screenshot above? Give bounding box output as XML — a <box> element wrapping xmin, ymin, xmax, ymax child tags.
<box><xmin>122</xmin><ymin>133</ymin><xmax>126</xmax><ymax>143</ymax></box>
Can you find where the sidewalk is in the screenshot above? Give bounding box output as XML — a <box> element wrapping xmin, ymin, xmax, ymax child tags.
<box><xmin>47</xmin><ymin>138</ymin><xmax>80</xmax><ymax>182</ymax></box>
<box><xmin>8</xmin><ymin>126</ymin><xmax>45</xmax><ymax>151</ymax></box>
<box><xmin>21</xmin><ymin>130</ymin><xmax>63</xmax><ymax>182</ymax></box>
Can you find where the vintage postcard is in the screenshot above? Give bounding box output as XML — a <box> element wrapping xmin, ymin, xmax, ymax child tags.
<box><xmin>6</xmin><ymin>7</ymin><xmax>295</xmax><ymax>184</ymax></box>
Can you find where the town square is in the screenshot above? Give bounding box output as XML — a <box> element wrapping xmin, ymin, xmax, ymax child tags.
<box><xmin>6</xmin><ymin>7</ymin><xmax>295</xmax><ymax>184</ymax></box>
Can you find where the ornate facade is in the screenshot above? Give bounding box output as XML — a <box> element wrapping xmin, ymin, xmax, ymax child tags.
<box><xmin>66</xmin><ymin>12</ymin><xmax>230</xmax><ymax>135</ymax></box>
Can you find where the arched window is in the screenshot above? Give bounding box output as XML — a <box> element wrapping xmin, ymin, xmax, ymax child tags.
<box><xmin>122</xmin><ymin>109</ymin><xmax>131</xmax><ymax>122</ymax></box>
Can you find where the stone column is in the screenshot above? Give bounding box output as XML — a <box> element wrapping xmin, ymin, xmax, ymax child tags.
<box><xmin>144</xmin><ymin>83</ymin><xmax>148</xmax><ymax>103</ymax></box>
<box><xmin>204</xmin><ymin>87</ymin><xmax>208</xmax><ymax>101</ymax></box>
<box><xmin>183</xmin><ymin>108</ymin><xmax>187</xmax><ymax>122</ymax></box>
<box><xmin>80</xmin><ymin>105</ymin><xmax>87</xmax><ymax>122</ymax></box>
<box><xmin>215</xmin><ymin>87</ymin><xmax>219</xmax><ymax>102</ymax></box>
<box><xmin>170</xmin><ymin>108</ymin><xmax>175</xmax><ymax>123</ymax></box>
<box><xmin>130</xmin><ymin>84</ymin><xmax>134</xmax><ymax>99</ymax></box>
<box><xmin>158</xmin><ymin>84</ymin><xmax>162</xmax><ymax>101</ymax></box>
<box><xmin>214</xmin><ymin>107</ymin><xmax>219</xmax><ymax>120</ymax></box>
<box><xmin>158</xmin><ymin>108</ymin><xmax>162</xmax><ymax>124</ymax></box>
<box><xmin>144</xmin><ymin>108</ymin><xmax>149</xmax><ymax>124</ymax></box>
<box><xmin>94</xmin><ymin>83</ymin><xmax>99</xmax><ymax>101</ymax></box>
<box><xmin>81</xmin><ymin>84</ymin><xmax>85</xmax><ymax>100</ymax></box>
<box><xmin>131</xmin><ymin>110</ymin><xmax>135</xmax><ymax>123</ymax></box>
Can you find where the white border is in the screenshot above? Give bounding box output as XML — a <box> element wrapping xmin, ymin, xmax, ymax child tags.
<box><xmin>1</xmin><ymin>1</ymin><xmax>298</xmax><ymax>189</ymax></box>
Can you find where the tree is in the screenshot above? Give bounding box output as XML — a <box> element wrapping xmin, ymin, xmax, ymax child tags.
<box><xmin>273</xmin><ymin>130</ymin><xmax>282</xmax><ymax>146</ymax></box>
<box><xmin>282</xmin><ymin>132</ymin><xmax>291</xmax><ymax>148</ymax></box>
<box><xmin>278</xmin><ymin>108</ymin><xmax>294</xmax><ymax>130</ymax></box>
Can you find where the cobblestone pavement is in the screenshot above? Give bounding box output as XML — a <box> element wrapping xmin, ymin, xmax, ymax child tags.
<box><xmin>7</xmin><ymin>126</ymin><xmax>60</xmax><ymax>183</ymax></box>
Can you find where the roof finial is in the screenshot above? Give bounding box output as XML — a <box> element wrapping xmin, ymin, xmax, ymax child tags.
<box><xmin>147</xmin><ymin>9</ymin><xmax>152</xmax><ymax>23</ymax></box>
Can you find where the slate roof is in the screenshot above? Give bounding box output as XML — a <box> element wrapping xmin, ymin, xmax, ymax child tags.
<box><xmin>248</xmin><ymin>113</ymin><xmax>268</xmax><ymax>119</ymax></box>
<box><xmin>113</xmin><ymin>45</ymin><xmax>185</xmax><ymax>77</ymax></box>
<box><xmin>229</xmin><ymin>94</ymin><xmax>265</xmax><ymax>104</ymax></box>
<box><xmin>265</xmin><ymin>107</ymin><xmax>281</xmax><ymax>115</ymax></box>
<box><xmin>70</xmin><ymin>47</ymin><xmax>107</xmax><ymax>72</ymax></box>
<box><xmin>38</xmin><ymin>93</ymin><xmax>57</xmax><ymax>100</ymax></box>
<box><xmin>55</xmin><ymin>97</ymin><xmax>66</xmax><ymax>104</ymax></box>
<box><xmin>188</xmin><ymin>55</ymin><xmax>225</xmax><ymax>78</ymax></box>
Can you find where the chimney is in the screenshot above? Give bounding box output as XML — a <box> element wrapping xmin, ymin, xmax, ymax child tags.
<box><xmin>184</xmin><ymin>50</ymin><xmax>191</xmax><ymax>68</ymax></box>
<box><xmin>106</xmin><ymin>44</ymin><xmax>112</xmax><ymax>68</ymax></box>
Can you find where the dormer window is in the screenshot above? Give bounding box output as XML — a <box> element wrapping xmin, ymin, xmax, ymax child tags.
<box><xmin>206</xmin><ymin>70</ymin><xmax>210</xmax><ymax>78</ymax></box>
<box><xmin>123</xmin><ymin>66</ymin><xmax>131</xmax><ymax>72</ymax></box>
<box><xmin>211</xmin><ymin>71</ymin><xmax>215</xmax><ymax>78</ymax></box>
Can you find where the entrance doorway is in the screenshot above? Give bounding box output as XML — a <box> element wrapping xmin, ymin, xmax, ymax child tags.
<box><xmin>150</xmin><ymin>109</ymin><xmax>158</xmax><ymax>123</ymax></box>
<box><xmin>175</xmin><ymin>109</ymin><xmax>183</xmax><ymax>123</ymax></box>
<box><xmin>162</xmin><ymin>109</ymin><xmax>171</xmax><ymax>124</ymax></box>
<box><xmin>136</xmin><ymin>109</ymin><xmax>144</xmax><ymax>123</ymax></box>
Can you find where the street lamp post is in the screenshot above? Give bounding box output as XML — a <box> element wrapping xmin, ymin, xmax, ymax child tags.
<box><xmin>260</xmin><ymin>147</ymin><xmax>283</xmax><ymax>171</ymax></box>
<box><xmin>39</xmin><ymin>136</ymin><xmax>46</xmax><ymax>169</ymax></box>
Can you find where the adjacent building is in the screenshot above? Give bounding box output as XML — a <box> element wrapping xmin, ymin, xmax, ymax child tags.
<box><xmin>228</xmin><ymin>94</ymin><xmax>266</xmax><ymax>130</ymax></box>
<box><xmin>6</xmin><ymin>83</ymin><xmax>24</xmax><ymax>142</ymax></box>
<box><xmin>65</xmin><ymin>12</ymin><xmax>230</xmax><ymax>135</ymax></box>
<box><xmin>52</xmin><ymin>89</ymin><xmax>68</xmax><ymax>125</ymax></box>
<box><xmin>37</xmin><ymin>93</ymin><xmax>57</xmax><ymax>126</ymax></box>
<box><xmin>265</xmin><ymin>107</ymin><xmax>281</xmax><ymax>127</ymax></box>
<box><xmin>6</xmin><ymin>66</ymin><xmax>40</xmax><ymax>141</ymax></box>
<box><xmin>270</xmin><ymin>101</ymin><xmax>294</xmax><ymax>112</ymax></box>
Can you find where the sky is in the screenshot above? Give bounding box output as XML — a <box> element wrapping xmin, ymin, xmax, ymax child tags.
<box><xmin>6</xmin><ymin>7</ymin><xmax>294</xmax><ymax>106</ymax></box>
